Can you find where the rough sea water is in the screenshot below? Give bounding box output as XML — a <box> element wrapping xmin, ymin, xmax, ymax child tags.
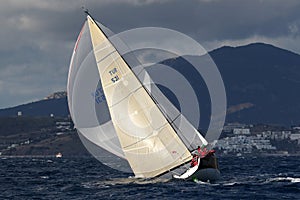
<box><xmin>0</xmin><ymin>155</ymin><xmax>299</xmax><ymax>199</ymax></box>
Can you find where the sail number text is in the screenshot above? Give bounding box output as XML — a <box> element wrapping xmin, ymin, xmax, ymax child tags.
<box><xmin>91</xmin><ymin>86</ymin><xmax>106</xmax><ymax>104</ymax></box>
<box><xmin>109</xmin><ymin>67</ymin><xmax>119</xmax><ymax>83</ymax></box>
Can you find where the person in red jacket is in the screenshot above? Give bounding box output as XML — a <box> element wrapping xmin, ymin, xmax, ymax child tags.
<box><xmin>197</xmin><ymin>145</ymin><xmax>209</xmax><ymax>158</ymax></box>
<box><xmin>190</xmin><ymin>154</ymin><xmax>199</xmax><ymax>167</ymax></box>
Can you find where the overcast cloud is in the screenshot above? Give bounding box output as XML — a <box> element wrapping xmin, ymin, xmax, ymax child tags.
<box><xmin>0</xmin><ymin>0</ymin><xmax>300</xmax><ymax>108</ymax></box>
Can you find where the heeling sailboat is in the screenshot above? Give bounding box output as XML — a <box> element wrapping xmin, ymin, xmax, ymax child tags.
<box><xmin>68</xmin><ymin>11</ymin><xmax>220</xmax><ymax>181</ymax></box>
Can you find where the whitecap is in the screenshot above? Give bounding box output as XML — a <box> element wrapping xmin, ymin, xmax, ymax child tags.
<box><xmin>223</xmin><ymin>182</ymin><xmax>240</xmax><ymax>186</ymax></box>
<box><xmin>267</xmin><ymin>177</ymin><xmax>300</xmax><ymax>183</ymax></box>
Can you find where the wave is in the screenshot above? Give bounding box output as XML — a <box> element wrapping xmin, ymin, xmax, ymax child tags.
<box><xmin>266</xmin><ymin>177</ymin><xmax>300</xmax><ymax>183</ymax></box>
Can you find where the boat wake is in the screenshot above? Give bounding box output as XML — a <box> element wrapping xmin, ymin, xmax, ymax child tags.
<box><xmin>192</xmin><ymin>173</ymin><xmax>300</xmax><ymax>187</ymax></box>
<box><xmin>194</xmin><ymin>179</ymin><xmax>219</xmax><ymax>186</ymax></box>
<box><xmin>266</xmin><ymin>177</ymin><xmax>300</xmax><ymax>183</ymax></box>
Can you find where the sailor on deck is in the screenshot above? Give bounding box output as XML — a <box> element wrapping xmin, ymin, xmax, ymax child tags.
<box><xmin>190</xmin><ymin>154</ymin><xmax>199</xmax><ymax>167</ymax></box>
<box><xmin>197</xmin><ymin>145</ymin><xmax>209</xmax><ymax>158</ymax></box>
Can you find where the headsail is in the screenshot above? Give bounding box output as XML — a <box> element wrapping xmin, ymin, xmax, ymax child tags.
<box><xmin>86</xmin><ymin>15</ymin><xmax>192</xmax><ymax>178</ymax></box>
<box><xmin>67</xmin><ymin>19</ymin><xmax>131</xmax><ymax>171</ymax></box>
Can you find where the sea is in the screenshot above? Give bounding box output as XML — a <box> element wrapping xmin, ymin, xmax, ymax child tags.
<box><xmin>0</xmin><ymin>155</ymin><xmax>299</xmax><ymax>199</ymax></box>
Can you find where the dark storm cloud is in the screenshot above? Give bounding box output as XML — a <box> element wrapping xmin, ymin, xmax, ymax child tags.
<box><xmin>0</xmin><ymin>0</ymin><xmax>300</xmax><ymax>108</ymax></box>
<box><xmin>84</xmin><ymin>0</ymin><xmax>300</xmax><ymax>41</ymax></box>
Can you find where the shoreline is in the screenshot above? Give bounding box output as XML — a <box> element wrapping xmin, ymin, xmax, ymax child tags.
<box><xmin>1</xmin><ymin>153</ymin><xmax>300</xmax><ymax>159</ymax></box>
<box><xmin>0</xmin><ymin>155</ymin><xmax>92</xmax><ymax>158</ymax></box>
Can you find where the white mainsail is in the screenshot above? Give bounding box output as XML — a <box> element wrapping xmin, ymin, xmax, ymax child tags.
<box><xmin>68</xmin><ymin>14</ymin><xmax>209</xmax><ymax>178</ymax></box>
<box><xmin>86</xmin><ymin>15</ymin><xmax>192</xmax><ymax>178</ymax></box>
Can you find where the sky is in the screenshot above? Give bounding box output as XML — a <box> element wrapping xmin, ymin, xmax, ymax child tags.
<box><xmin>1</xmin><ymin>0</ymin><xmax>300</xmax><ymax>109</ymax></box>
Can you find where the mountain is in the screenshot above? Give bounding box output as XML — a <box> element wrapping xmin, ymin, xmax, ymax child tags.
<box><xmin>0</xmin><ymin>92</ymin><xmax>69</xmax><ymax>117</ymax></box>
<box><xmin>0</xmin><ymin>43</ymin><xmax>299</xmax><ymax>126</ymax></box>
<box><xmin>45</xmin><ymin>91</ymin><xmax>67</xmax><ymax>100</ymax></box>
<box><xmin>210</xmin><ymin>43</ymin><xmax>300</xmax><ymax>126</ymax></box>
<box><xmin>161</xmin><ymin>43</ymin><xmax>300</xmax><ymax>127</ymax></box>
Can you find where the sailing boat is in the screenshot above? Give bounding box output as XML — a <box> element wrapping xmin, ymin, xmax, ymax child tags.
<box><xmin>67</xmin><ymin>11</ymin><xmax>220</xmax><ymax>181</ymax></box>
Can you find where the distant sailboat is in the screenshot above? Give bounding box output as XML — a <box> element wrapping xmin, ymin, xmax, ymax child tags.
<box><xmin>55</xmin><ymin>152</ymin><xmax>62</xmax><ymax>158</ymax></box>
<box><xmin>67</xmin><ymin>11</ymin><xmax>220</xmax><ymax>181</ymax></box>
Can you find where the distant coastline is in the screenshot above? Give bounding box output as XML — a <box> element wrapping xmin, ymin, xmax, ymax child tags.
<box><xmin>0</xmin><ymin>116</ymin><xmax>299</xmax><ymax>157</ymax></box>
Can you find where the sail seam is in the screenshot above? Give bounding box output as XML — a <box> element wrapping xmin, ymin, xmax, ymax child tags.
<box><xmin>108</xmin><ymin>85</ymin><xmax>143</xmax><ymax>108</ymax></box>
<box><xmin>122</xmin><ymin>122</ymin><xmax>169</xmax><ymax>149</ymax></box>
<box><xmin>96</xmin><ymin>50</ymin><xmax>117</xmax><ymax>64</ymax></box>
<box><xmin>94</xmin><ymin>42</ymin><xmax>112</xmax><ymax>53</ymax></box>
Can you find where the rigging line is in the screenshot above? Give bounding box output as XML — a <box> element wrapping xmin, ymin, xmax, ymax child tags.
<box><xmin>87</xmin><ymin>13</ymin><xmax>190</xmax><ymax>149</ymax></box>
<box><xmin>170</xmin><ymin>113</ymin><xmax>181</xmax><ymax>124</ymax></box>
<box><xmin>133</xmin><ymin>67</ymin><xmax>189</xmax><ymax>134</ymax></box>
<box><xmin>154</xmin><ymin>103</ymin><xmax>171</xmax><ymax>121</ymax></box>
<box><xmin>167</xmin><ymin>114</ymin><xmax>199</xmax><ymax>150</ymax></box>
<box><xmin>171</xmin><ymin>123</ymin><xmax>196</xmax><ymax>150</ymax></box>
<box><xmin>135</xmin><ymin>66</ymin><xmax>149</xmax><ymax>80</ymax></box>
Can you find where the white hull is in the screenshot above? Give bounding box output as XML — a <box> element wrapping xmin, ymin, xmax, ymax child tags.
<box><xmin>173</xmin><ymin>156</ymin><xmax>220</xmax><ymax>182</ymax></box>
<box><xmin>173</xmin><ymin>167</ymin><xmax>220</xmax><ymax>182</ymax></box>
<box><xmin>173</xmin><ymin>165</ymin><xmax>199</xmax><ymax>179</ymax></box>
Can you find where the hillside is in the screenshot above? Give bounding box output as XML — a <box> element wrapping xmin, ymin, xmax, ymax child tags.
<box><xmin>0</xmin><ymin>43</ymin><xmax>299</xmax><ymax>126</ymax></box>
<box><xmin>210</xmin><ymin>43</ymin><xmax>300</xmax><ymax>125</ymax></box>
<box><xmin>0</xmin><ymin>116</ymin><xmax>89</xmax><ymax>156</ymax></box>
<box><xmin>1</xmin><ymin>43</ymin><xmax>300</xmax><ymax>156</ymax></box>
<box><xmin>161</xmin><ymin>43</ymin><xmax>300</xmax><ymax>127</ymax></box>
<box><xmin>0</xmin><ymin>92</ymin><xmax>69</xmax><ymax>117</ymax></box>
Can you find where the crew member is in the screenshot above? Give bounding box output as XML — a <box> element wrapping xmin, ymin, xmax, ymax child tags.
<box><xmin>190</xmin><ymin>154</ymin><xmax>199</xmax><ymax>167</ymax></box>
